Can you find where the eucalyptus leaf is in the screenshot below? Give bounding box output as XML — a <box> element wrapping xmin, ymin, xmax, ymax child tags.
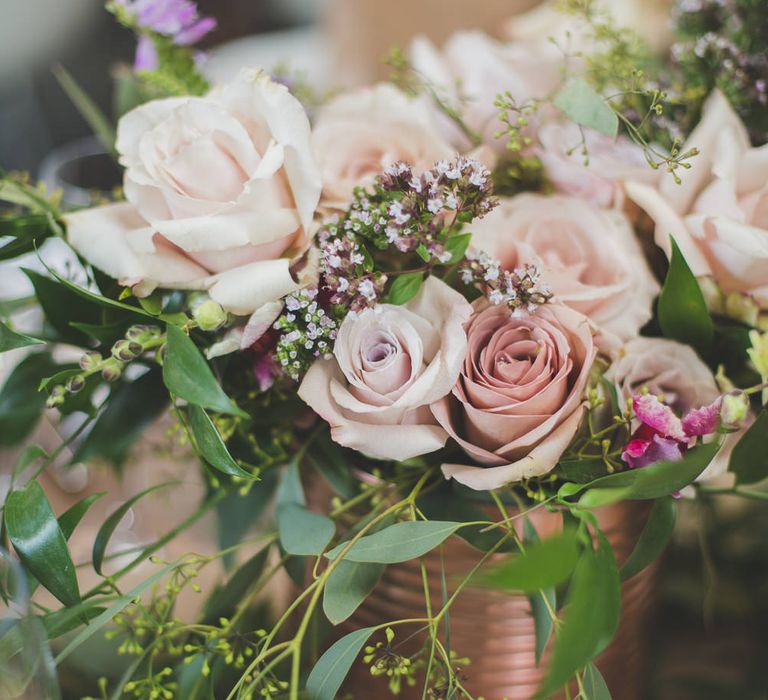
<box><xmin>278</xmin><ymin>503</ymin><xmax>335</xmax><ymax>556</ymax></box>
<box><xmin>323</xmin><ymin>559</ymin><xmax>385</xmax><ymax>625</ymax></box>
<box><xmin>4</xmin><ymin>480</ymin><xmax>80</xmax><ymax>607</ymax></box>
<box><xmin>163</xmin><ymin>325</ymin><xmax>246</xmax><ymax>417</ymax></box>
<box><xmin>658</xmin><ymin>237</ymin><xmax>713</xmax><ymax>357</ymax></box>
<box><xmin>187</xmin><ymin>404</ymin><xmax>255</xmax><ymax>479</ymax></box>
<box><xmin>0</xmin><ymin>321</ymin><xmax>43</xmax><ymax>353</ymax></box>
<box><xmin>387</xmin><ymin>272</ymin><xmax>423</xmax><ymax>305</ymax></box>
<box><xmin>203</xmin><ymin>546</ymin><xmax>271</xmax><ymax>622</ymax></box>
<box><xmin>553</xmin><ymin>78</ymin><xmax>618</xmax><ymax>136</ymax></box>
<box><xmin>620</xmin><ymin>497</ymin><xmax>677</xmax><ymax>581</ymax></box>
<box><xmin>325</xmin><ymin>521</ymin><xmax>462</xmax><ymax>564</ymax></box>
<box><xmin>306</xmin><ymin>626</ymin><xmax>376</xmax><ymax>700</ymax></box>
<box><xmin>523</xmin><ymin>518</ymin><xmax>555</xmax><ymax>666</ymax></box>
<box><xmin>729</xmin><ymin>409</ymin><xmax>768</xmax><ymax>485</ymax></box>
<box><xmin>583</xmin><ymin>663</ymin><xmax>612</xmax><ymax>700</ymax></box>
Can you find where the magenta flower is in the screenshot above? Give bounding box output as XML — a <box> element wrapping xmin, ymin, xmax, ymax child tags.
<box><xmin>621</xmin><ymin>393</ymin><xmax>721</xmax><ymax>469</ymax></box>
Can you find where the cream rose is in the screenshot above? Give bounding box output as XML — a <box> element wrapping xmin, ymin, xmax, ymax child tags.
<box><xmin>536</xmin><ymin>122</ymin><xmax>657</xmax><ymax>209</ymax></box>
<box><xmin>64</xmin><ymin>68</ymin><xmax>322</xmax><ymax>319</ymax></box>
<box><xmin>298</xmin><ymin>277</ymin><xmax>472</xmax><ymax>461</ymax></box>
<box><xmin>469</xmin><ymin>194</ymin><xmax>658</xmax><ymax>341</ymax></box>
<box><xmin>626</xmin><ymin>90</ymin><xmax>768</xmax><ymax>315</ymax></box>
<box><xmin>409</xmin><ymin>30</ymin><xmax>562</xmax><ymax>150</ymax></box>
<box><xmin>433</xmin><ymin>302</ymin><xmax>596</xmax><ymax>490</ymax></box>
<box><xmin>312</xmin><ymin>83</ymin><xmax>456</xmax><ymax>210</ymax></box>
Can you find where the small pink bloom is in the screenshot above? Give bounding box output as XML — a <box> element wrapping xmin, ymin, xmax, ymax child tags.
<box><xmin>682</xmin><ymin>398</ymin><xmax>722</xmax><ymax>437</ymax></box>
<box><xmin>632</xmin><ymin>394</ymin><xmax>686</xmax><ymax>441</ymax></box>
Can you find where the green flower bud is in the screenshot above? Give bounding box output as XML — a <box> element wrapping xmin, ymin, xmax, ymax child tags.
<box><xmin>102</xmin><ymin>362</ymin><xmax>123</xmax><ymax>382</ymax></box>
<box><xmin>724</xmin><ymin>292</ymin><xmax>759</xmax><ymax>328</ymax></box>
<box><xmin>111</xmin><ymin>339</ymin><xmax>143</xmax><ymax>362</ymax></box>
<box><xmin>193</xmin><ymin>299</ymin><xmax>227</xmax><ymax>332</ymax></box>
<box><xmin>748</xmin><ymin>330</ymin><xmax>768</xmax><ymax>379</ymax></box>
<box><xmin>66</xmin><ymin>375</ymin><xmax>85</xmax><ymax>394</ymax></box>
<box><xmin>721</xmin><ymin>392</ymin><xmax>749</xmax><ymax>426</ymax></box>
<box><xmin>79</xmin><ymin>351</ymin><xmax>102</xmax><ymax>372</ymax></box>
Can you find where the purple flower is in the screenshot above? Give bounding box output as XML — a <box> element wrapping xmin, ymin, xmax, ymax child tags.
<box><xmin>122</xmin><ymin>0</ymin><xmax>217</xmax><ymax>47</ymax></box>
<box><xmin>134</xmin><ymin>34</ymin><xmax>159</xmax><ymax>71</ymax></box>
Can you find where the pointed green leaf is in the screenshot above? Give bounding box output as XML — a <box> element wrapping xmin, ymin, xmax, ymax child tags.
<box><xmin>583</xmin><ymin>663</ymin><xmax>612</xmax><ymax>700</ymax></box>
<box><xmin>729</xmin><ymin>409</ymin><xmax>768</xmax><ymax>485</ymax></box>
<box><xmin>203</xmin><ymin>546</ymin><xmax>271</xmax><ymax>622</ymax></box>
<box><xmin>658</xmin><ymin>237</ymin><xmax>714</xmax><ymax>357</ymax></box>
<box><xmin>4</xmin><ymin>480</ymin><xmax>80</xmax><ymax>607</ymax></box>
<box><xmin>387</xmin><ymin>272</ymin><xmax>423</xmax><ymax>305</ymax></box>
<box><xmin>187</xmin><ymin>404</ymin><xmax>255</xmax><ymax>479</ymax></box>
<box><xmin>58</xmin><ymin>492</ymin><xmax>106</xmax><ymax>540</ymax></box>
<box><xmin>325</xmin><ymin>521</ymin><xmax>462</xmax><ymax>564</ymax></box>
<box><xmin>444</xmin><ymin>232</ymin><xmax>473</xmax><ymax>264</ymax></box>
<box><xmin>323</xmin><ymin>560</ymin><xmax>384</xmax><ymax>625</ymax></box>
<box><xmin>306</xmin><ymin>626</ymin><xmax>376</xmax><ymax>700</ymax></box>
<box><xmin>278</xmin><ymin>503</ymin><xmax>335</xmax><ymax>556</ymax></box>
<box><xmin>523</xmin><ymin>518</ymin><xmax>555</xmax><ymax>666</ymax></box>
<box><xmin>620</xmin><ymin>497</ymin><xmax>677</xmax><ymax>581</ymax></box>
<box><xmin>163</xmin><ymin>325</ymin><xmax>246</xmax><ymax>417</ymax></box>
<box><xmin>553</xmin><ymin>78</ymin><xmax>618</xmax><ymax>136</ymax></box>
<box><xmin>0</xmin><ymin>321</ymin><xmax>43</xmax><ymax>353</ymax></box>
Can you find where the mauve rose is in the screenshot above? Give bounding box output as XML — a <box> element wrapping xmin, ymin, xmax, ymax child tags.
<box><xmin>298</xmin><ymin>277</ymin><xmax>472</xmax><ymax>461</ymax></box>
<box><xmin>536</xmin><ymin>122</ymin><xmax>657</xmax><ymax>209</ymax></box>
<box><xmin>469</xmin><ymin>194</ymin><xmax>659</xmax><ymax>342</ymax></box>
<box><xmin>433</xmin><ymin>302</ymin><xmax>597</xmax><ymax>490</ymax></box>
<box><xmin>64</xmin><ymin>69</ymin><xmax>321</xmax><ymax>323</ymax></box>
<box><xmin>312</xmin><ymin>83</ymin><xmax>456</xmax><ymax>210</ymax></box>
<box><xmin>626</xmin><ymin>90</ymin><xmax>768</xmax><ymax>317</ymax></box>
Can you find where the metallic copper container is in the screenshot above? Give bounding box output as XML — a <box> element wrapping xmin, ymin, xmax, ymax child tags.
<box><xmin>340</xmin><ymin>501</ymin><xmax>658</xmax><ymax>700</ymax></box>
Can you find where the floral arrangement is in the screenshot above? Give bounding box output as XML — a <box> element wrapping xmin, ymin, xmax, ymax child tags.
<box><xmin>1</xmin><ymin>0</ymin><xmax>767</xmax><ymax>698</ymax></box>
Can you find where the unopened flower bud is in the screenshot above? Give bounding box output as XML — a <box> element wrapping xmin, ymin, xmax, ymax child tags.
<box><xmin>66</xmin><ymin>375</ymin><xmax>86</xmax><ymax>394</ymax></box>
<box><xmin>125</xmin><ymin>324</ymin><xmax>151</xmax><ymax>341</ymax></box>
<box><xmin>79</xmin><ymin>351</ymin><xmax>102</xmax><ymax>372</ymax></box>
<box><xmin>721</xmin><ymin>392</ymin><xmax>749</xmax><ymax>426</ymax></box>
<box><xmin>111</xmin><ymin>339</ymin><xmax>143</xmax><ymax>362</ymax></box>
<box><xmin>46</xmin><ymin>385</ymin><xmax>66</xmax><ymax>408</ymax></box>
<box><xmin>193</xmin><ymin>300</ymin><xmax>227</xmax><ymax>332</ymax></box>
<box><xmin>102</xmin><ymin>363</ymin><xmax>123</xmax><ymax>382</ymax></box>
<box><xmin>724</xmin><ymin>292</ymin><xmax>759</xmax><ymax>328</ymax></box>
<box><xmin>748</xmin><ymin>330</ymin><xmax>768</xmax><ymax>379</ymax></box>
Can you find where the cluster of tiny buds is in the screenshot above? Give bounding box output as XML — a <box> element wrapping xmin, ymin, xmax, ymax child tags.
<box><xmin>273</xmin><ymin>287</ymin><xmax>338</xmax><ymax>381</ymax></box>
<box><xmin>460</xmin><ymin>250</ymin><xmax>553</xmax><ymax>314</ymax></box>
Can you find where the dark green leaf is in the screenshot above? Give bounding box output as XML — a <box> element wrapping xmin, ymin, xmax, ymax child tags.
<box><xmin>524</xmin><ymin>518</ymin><xmax>555</xmax><ymax>665</ymax></box>
<box><xmin>536</xmin><ymin>532</ymin><xmax>620</xmax><ymax>698</ymax></box>
<box><xmin>583</xmin><ymin>663</ymin><xmax>612</xmax><ymax>700</ymax></box>
<box><xmin>187</xmin><ymin>404</ymin><xmax>255</xmax><ymax>479</ymax></box>
<box><xmin>444</xmin><ymin>232</ymin><xmax>472</xmax><ymax>264</ymax></box>
<box><xmin>0</xmin><ymin>353</ymin><xmax>57</xmax><ymax>447</ymax></box>
<box><xmin>306</xmin><ymin>626</ymin><xmax>376</xmax><ymax>700</ymax></box>
<box><xmin>658</xmin><ymin>237</ymin><xmax>713</xmax><ymax>357</ymax></box>
<box><xmin>559</xmin><ymin>458</ymin><xmax>608</xmax><ymax>484</ymax></box>
<box><xmin>325</xmin><ymin>521</ymin><xmax>462</xmax><ymax>563</ymax></box>
<box><xmin>278</xmin><ymin>503</ymin><xmax>335</xmax><ymax>556</ymax></box>
<box><xmin>323</xmin><ymin>560</ymin><xmax>385</xmax><ymax>625</ymax></box>
<box><xmin>0</xmin><ymin>214</ymin><xmax>50</xmax><ymax>237</ymax></box>
<box><xmin>621</xmin><ymin>497</ymin><xmax>677</xmax><ymax>581</ymax></box>
<box><xmin>42</xmin><ymin>604</ymin><xmax>105</xmax><ymax>639</ymax></box>
<box><xmin>58</xmin><ymin>492</ymin><xmax>106</xmax><ymax>540</ymax></box>
<box><xmin>478</xmin><ymin>530</ymin><xmax>580</xmax><ymax>593</ymax></box>
<box><xmin>4</xmin><ymin>480</ymin><xmax>80</xmax><ymax>607</ymax></box>
<box><xmin>203</xmin><ymin>546</ymin><xmax>270</xmax><ymax>622</ymax></box>
<box><xmin>277</xmin><ymin>460</ymin><xmax>306</xmax><ymax>507</ymax></box>
<box><xmin>92</xmin><ymin>482</ymin><xmax>173</xmax><ymax>575</ymax></box>
<box><xmin>0</xmin><ymin>321</ymin><xmax>43</xmax><ymax>353</ymax></box>
<box><xmin>163</xmin><ymin>325</ymin><xmax>245</xmax><ymax>417</ymax></box>
<box><xmin>729</xmin><ymin>409</ymin><xmax>768</xmax><ymax>485</ymax></box>
<box><xmin>308</xmin><ymin>441</ymin><xmax>357</xmax><ymax>500</ymax></box>
<box><xmin>387</xmin><ymin>272</ymin><xmax>423</xmax><ymax>305</ymax></box>
<box><xmin>553</xmin><ymin>78</ymin><xmax>618</xmax><ymax>136</ymax></box>
<box><xmin>73</xmin><ymin>368</ymin><xmax>169</xmax><ymax>468</ymax></box>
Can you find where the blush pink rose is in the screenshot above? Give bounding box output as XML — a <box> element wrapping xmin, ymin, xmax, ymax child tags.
<box><xmin>298</xmin><ymin>277</ymin><xmax>472</xmax><ymax>461</ymax></box>
<box><xmin>312</xmin><ymin>83</ymin><xmax>456</xmax><ymax>210</ymax></box>
<box><xmin>469</xmin><ymin>194</ymin><xmax>659</xmax><ymax>341</ymax></box>
<box><xmin>626</xmin><ymin>90</ymin><xmax>768</xmax><ymax>316</ymax></box>
<box><xmin>432</xmin><ymin>302</ymin><xmax>597</xmax><ymax>490</ymax></box>
<box><xmin>536</xmin><ymin>122</ymin><xmax>657</xmax><ymax>209</ymax></box>
<box><xmin>64</xmin><ymin>69</ymin><xmax>321</xmax><ymax>320</ymax></box>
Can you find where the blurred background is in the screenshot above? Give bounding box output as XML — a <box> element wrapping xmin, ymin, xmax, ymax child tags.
<box><xmin>0</xmin><ymin>1</ymin><xmax>767</xmax><ymax>698</ymax></box>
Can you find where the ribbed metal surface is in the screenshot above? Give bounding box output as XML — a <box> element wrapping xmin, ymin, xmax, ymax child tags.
<box><xmin>341</xmin><ymin>501</ymin><xmax>658</xmax><ymax>700</ymax></box>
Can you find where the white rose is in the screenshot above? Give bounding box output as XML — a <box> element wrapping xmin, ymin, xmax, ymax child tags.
<box><xmin>64</xmin><ymin>68</ymin><xmax>322</xmax><ymax>320</ymax></box>
<box><xmin>469</xmin><ymin>194</ymin><xmax>659</xmax><ymax>342</ymax></box>
<box><xmin>312</xmin><ymin>83</ymin><xmax>456</xmax><ymax>210</ymax></box>
<box><xmin>298</xmin><ymin>277</ymin><xmax>472</xmax><ymax>461</ymax></box>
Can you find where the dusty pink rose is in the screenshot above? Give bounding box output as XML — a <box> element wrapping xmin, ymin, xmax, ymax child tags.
<box><xmin>536</xmin><ymin>122</ymin><xmax>657</xmax><ymax>209</ymax></box>
<box><xmin>433</xmin><ymin>302</ymin><xmax>597</xmax><ymax>490</ymax></box>
<box><xmin>298</xmin><ymin>277</ymin><xmax>472</xmax><ymax>461</ymax></box>
<box><xmin>64</xmin><ymin>69</ymin><xmax>321</xmax><ymax>321</ymax></box>
<box><xmin>409</xmin><ymin>30</ymin><xmax>562</xmax><ymax>151</ymax></box>
<box><xmin>312</xmin><ymin>83</ymin><xmax>456</xmax><ymax>210</ymax></box>
<box><xmin>469</xmin><ymin>194</ymin><xmax>658</xmax><ymax>341</ymax></box>
<box><xmin>627</xmin><ymin>90</ymin><xmax>768</xmax><ymax>316</ymax></box>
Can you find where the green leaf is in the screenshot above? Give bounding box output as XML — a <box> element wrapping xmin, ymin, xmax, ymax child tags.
<box><xmin>566</xmin><ymin>441</ymin><xmax>721</xmax><ymax>502</ymax></box>
<box><xmin>163</xmin><ymin>325</ymin><xmax>246</xmax><ymax>417</ymax></box>
<box><xmin>536</xmin><ymin>532</ymin><xmax>620</xmax><ymax>699</ymax></box>
<box><xmin>729</xmin><ymin>409</ymin><xmax>768</xmax><ymax>485</ymax></box>
<box><xmin>55</xmin><ymin>561</ymin><xmax>176</xmax><ymax>664</ymax></box>
<box><xmin>58</xmin><ymin>492</ymin><xmax>106</xmax><ymax>540</ymax></box>
<box><xmin>306</xmin><ymin>626</ymin><xmax>376</xmax><ymax>700</ymax></box>
<box><xmin>203</xmin><ymin>546</ymin><xmax>271</xmax><ymax>622</ymax></box>
<box><xmin>387</xmin><ymin>272</ymin><xmax>423</xmax><ymax>305</ymax></box>
<box><xmin>443</xmin><ymin>232</ymin><xmax>472</xmax><ymax>264</ymax></box>
<box><xmin>559</xmin><ymin>458</ymin><xmax>608</xmax><ymax>484</ymax></box>
<box><xmin>323</xmin><ymin>559</ymin><xmax>385</xmax><ymax>625</ymax></box>
<box><xmin>278</xmin><ymin>503</ymin><xmax>335</xmax><ymax>556</ymax></box>
<box><xmin>620</xmin><ymin>497</ymin><xmax>677</xmax><ymax>581</ymax></box>
<box><xmin>4</xmin><ymin>480</ymin><xmax>80</xmax><ymax>607</ymax></box>
<box><xmin>478</xmin><ymin>530</ymin><xmax>580</xmax><ymax>593</ymax></box>
<box><xmin>0</xmin><ymin>352</ymin><xmax>58</xmax><ymax>446</ymax></box>
<box><xmin>325</xmin><ymin>521</ymin><xmax>462</xmax><ymax>564</ymax></box>
<box><xmin>658</xmin><ymin>237</ymin><xmax>713</xmax><ymax>357</ymax></box>
<box><xmin>187</xmin><ymin>404</ymin><xmax>255</xmax><ymax>479</ymax></box>
<box><xmin>73</xmin><ymin>368</ymin><xmax>169</xmax><ymax>468</ymax></box>
<box><xmin>92</xmin><ymin>482</ymin><xmax>174</xmax><ymax>575</ymax></box>
<box><xmin>583</xmin><ymin>663</ymin><xmax>612</xmax><ymax>700</ymax></box>
<box><xmin>0</xmin><ymin>321</ymin><xmax>43</xmax><ymax>353</ymax></box>
<box><xmin>523</xmin><ymin>519</ymin><xmax>555</xmax><ymax>666</ymax></box>
<box><xmin>42</xmin><ymin>603</ymin><xmax>106</xmax><ymax>639</ymax></box>
<box><xmin>277</xmin><ymin>460</ymin><xmax>306</xmax><ymax>507</ymax></box>
<box><xmin>553</xmin><ymin>78</ymin><xmax>618</xmax><ymax>137</ymax></box>
<box><xmin>53</xmin><ymin>64</ymin><xmax>116</xmax><ymax>153</ymax></box>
